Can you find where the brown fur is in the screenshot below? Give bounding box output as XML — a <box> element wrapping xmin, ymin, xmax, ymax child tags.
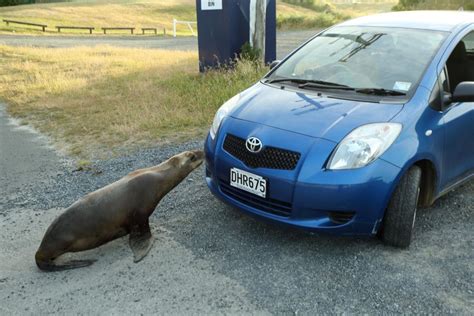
<box><xmin>35</xmin><ymin>150</ymin><xmax>204</xmax><ymax>271</ymax></box>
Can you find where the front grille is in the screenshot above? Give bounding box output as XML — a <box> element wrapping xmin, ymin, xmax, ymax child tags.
<box><xmin>223</xmin><ymin>134</ymin><xmax>301</xmax><ymax>170</ymax></box>
<box><xmin>219</xmin><ymin>180</ymin><xmax>292</xmax><ymax>217</ymax></box>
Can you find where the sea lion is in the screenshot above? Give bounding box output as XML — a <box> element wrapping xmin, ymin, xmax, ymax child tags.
<box><xmin>35</xmin><ymin>150</ymin><xmax>204</xmax><ymax>272</ymax></box>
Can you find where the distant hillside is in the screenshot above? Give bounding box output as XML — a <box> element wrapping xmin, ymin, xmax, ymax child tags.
<box><xmin>0</xmin><ymin>0</ymin><xmax>397</xmax><ymax>35</ymax></box>
<box><xmin>0</xmin><ymin>0</ymin><xmax>197</xmax><ymax>35</ymax></box>
<box><xmin>0</xmin><ymin>0</ymin><xmax>344</xmax><ymax>35</ymax></box>
<box><xmin>393</xmin><ymin>0</ymin><xmax>474</xmax><ymax>11</ymax></box>
<box><xmin>275</xmin><ymin>0</ymin><xmax>396</xmax><ymax>29</ymax></box>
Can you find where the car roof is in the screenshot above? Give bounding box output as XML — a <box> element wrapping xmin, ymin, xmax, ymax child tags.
<box><xmin>339</xmin><ymin>11</ymin><xmax>474</xmax><ymax>32</ymax></box>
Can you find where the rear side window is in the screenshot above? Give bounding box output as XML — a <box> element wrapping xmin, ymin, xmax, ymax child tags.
<box><xmin>465</xmin><ymin>32</ymin><xmax>474</xmax><ymax>52</ymax></box>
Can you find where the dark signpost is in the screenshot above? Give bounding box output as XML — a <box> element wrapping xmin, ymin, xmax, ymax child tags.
<box><xmin>196</xmin><ymin>0</ymin><xmax>276</xmax><ymax>72</ymax></box>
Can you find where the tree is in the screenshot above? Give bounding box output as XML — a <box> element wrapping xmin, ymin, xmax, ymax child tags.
<box><xmin>393</xmin><ymin>0</ymin><xmax>423</xmax><ymax>10</ymax></box>
<box><xmin>0</xmin><ymin>0</ymin><xmax>34</xmax><ymax>7</ymax></box>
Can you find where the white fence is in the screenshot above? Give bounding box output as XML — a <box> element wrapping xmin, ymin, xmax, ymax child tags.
<box><xmin>172</xmin><ymin>19</ymin><xmax>197</xmax><ymax>37</ymax></box>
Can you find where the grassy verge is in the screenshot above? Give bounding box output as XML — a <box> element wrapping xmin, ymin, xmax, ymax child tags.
<box><xmin>0</xmin><ymin>45</ymin><xmax>267</xmax><ymax>158</ymax></box>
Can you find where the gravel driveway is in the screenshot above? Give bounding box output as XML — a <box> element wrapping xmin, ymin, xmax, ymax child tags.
<box><xmin>0</xmin><ymin>103</ymin><xmax>473</xmax><ymax>314</ymax></box>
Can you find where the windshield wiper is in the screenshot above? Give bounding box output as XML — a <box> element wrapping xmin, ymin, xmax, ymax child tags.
<box><xmin>355</xmin><ymin>88</ymin><xmax>406</xmax><ymax>96</ymax></box>
<box><xmin>267</xmin><ymin>79</ymin><xmax>407</xmax><ymax>96</ymax></box>
<box><xmin>298</xmin><ymin>82</ymin><xmax>354</xmax><ymax>90</ymax></box>
<box><xmin>267</xmin><ymin>78</ymin><xmax>351</xmax><ymax>89</ymax></box>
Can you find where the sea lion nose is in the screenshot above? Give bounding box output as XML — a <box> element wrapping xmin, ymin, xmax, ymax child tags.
<box><xmin>191</xmin><ymin>149</ymin><xmax>205</xmax><ymax>161</ymax></box>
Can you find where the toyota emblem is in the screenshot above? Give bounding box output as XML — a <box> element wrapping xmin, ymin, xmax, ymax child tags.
<box><xmin>246</xmin><ymin>137</ymin><xmax>263</xmax><ymax>153</ymax></box>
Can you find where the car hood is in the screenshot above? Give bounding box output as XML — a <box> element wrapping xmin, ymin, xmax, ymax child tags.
<box><xmin>231</xmin><ymin>83</ymin><xmax>404</xmax><ymax>143</ymax></box>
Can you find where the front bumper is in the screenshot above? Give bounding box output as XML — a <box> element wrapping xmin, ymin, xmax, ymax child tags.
<box><xmin>205</xmin><ymin>118</ymin><xmax>402</xmax><ymax>236</ymax></box>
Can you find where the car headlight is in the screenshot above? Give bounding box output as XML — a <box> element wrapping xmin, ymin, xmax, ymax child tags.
<box><xmin>328</xmin><ymin>123</ymin><xmax>402</xmax><ymax>170</ymax></box>
<box><xmin>210</xmin><ymin>94</ymin><xmax>241</xmax><ymax>139</ymax></box>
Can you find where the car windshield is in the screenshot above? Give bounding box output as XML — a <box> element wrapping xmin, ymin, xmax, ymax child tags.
<box><xmin>268</xmin><ymin>26</ymin><xmax>448</xmax><ymax>96</ymax></box>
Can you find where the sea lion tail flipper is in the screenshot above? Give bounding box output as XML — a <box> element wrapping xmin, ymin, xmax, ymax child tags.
<box><xmin>129</xmin><ymin>223</ymin><xmax>154</xmax><ymax>263</ymax></box>
<box><xmin>36</xmin><ymin>259</ymin><xmax>96</xmax><ymax>272</ymax></box>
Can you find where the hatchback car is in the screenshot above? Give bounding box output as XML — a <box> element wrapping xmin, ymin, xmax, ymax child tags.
<box><xmin>204</xmin><ymin>11</ymin><xmax>474</xmax><ymax>247</ymax></box>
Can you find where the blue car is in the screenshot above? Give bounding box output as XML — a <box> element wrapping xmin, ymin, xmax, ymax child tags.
<box><xmin>204</xmin><ymin>11</ymin><xmax>474</xmax><ymax>247</ymax></box>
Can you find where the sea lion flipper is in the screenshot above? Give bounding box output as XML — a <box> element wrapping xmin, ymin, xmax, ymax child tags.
<box><xmin>36</xmin><ymin>259</ymin><xmax>96</xmax><ymax>272</ymax></box>
<box><xmin>129</xmin><ymin>224</ymin><xmax>154</xmax><ymax>263</ymax></box>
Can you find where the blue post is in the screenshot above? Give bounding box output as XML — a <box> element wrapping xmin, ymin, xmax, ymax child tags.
<box><xmin>265</xmin><ymin>0</ymin><xmax>276</xmax><ymax>64</ymax></box>
<box><xmin>196</xmin><ymin>0</ymin><xmax>276</xmax><ymax>72</ymax></box>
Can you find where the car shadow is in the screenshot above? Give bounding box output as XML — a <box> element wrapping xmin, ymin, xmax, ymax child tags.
<box><xmin>157</xmin><ymin>175</ymin><xmax>473</xmax><ymax>313</ymax></box>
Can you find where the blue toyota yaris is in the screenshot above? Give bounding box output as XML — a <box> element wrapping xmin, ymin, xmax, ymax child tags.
<box><xmin>204</xmin><ymin>11</ymin><xmax>474</xmax><ymax>247</ymax></box>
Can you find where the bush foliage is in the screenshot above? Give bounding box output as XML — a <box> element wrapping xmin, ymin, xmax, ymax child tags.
<box><xmin>278</xmin><ymin>0</ymin><xmax>349</xmax><ymax>29</ymax></box>
<box><xmin>0</xmin><ymin>0</ymin><xmax>33</xmax><ymax>7</ymax></box>
<box><xmin>393</xmin><ymin>0</ymin><xmax>474</xmax><ymax>10</ymax></box>
<box><xmin>281</xmin><ymin>0</ymin><xmax>332</xmax><ymax>12</ymax></box>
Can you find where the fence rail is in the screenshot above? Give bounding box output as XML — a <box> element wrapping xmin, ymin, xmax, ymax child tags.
<box><xmin>3</xmin><ymin>18</ymin><xmax>180</xmax><ymax>37</ymax></box>
<box><xmin>101</xmin><ymin>27</ymin><xmax>135</xmax><ymax>35</ymax></box>
<box><xmin>56</xmin><ymin>26</ymin><xmax>95</xmax><ymax>34</ymax></box>
<box><xmin>172</xmin><ymin>19</ymin><xmax>197</xmax><ymax>38</ymax></box>
<box><xmin>3</xmin><ymin>19</ymin><xmax>47</xmax><ymax>32</ymax></box>
<box><xmin>141</xmin><ymin>27</ymin><xmax>157</xmax><ymax>35</ymax></box>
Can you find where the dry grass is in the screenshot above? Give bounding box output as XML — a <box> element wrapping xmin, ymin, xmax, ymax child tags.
<box><xmin>394</xmin><ymin>0</ymin><xmax>474</xmax><ymax>10</ymax></box>
<box><xmin>276</xmin><ymin>1</ymin><xmax>396</xmax><ymax>29</ymax></box>
<box><xmin>0</xmin><ymin>0</ymin><xmax>197</xmax><ymax>35</ymax></box>
<box><xmin>0</xmin><ymin>0</ymin><xmax>392</xmax><ymax>35</ymax></box>
<box><xmin>333</xmin><ymin>1</ymin><xmax>397</xmax><ymax>18</ymax></box>
<box><xmin>0</xmin><ymin>45</ymin><xmax>266</xmax><ymax>158</ymax></box>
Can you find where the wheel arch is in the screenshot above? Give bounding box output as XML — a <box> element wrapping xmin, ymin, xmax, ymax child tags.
<box><xmin>378</xmin><ymin>158</ymin><xmax>437</xmax><ymax>243</ymax></box>
<box><xmin>380</xmin><ymin>156</ymin><xmax>439</xmax><ymax>221</ymax></box>
<box><xmin>413</xmin><ymin>159</ymin><xmax>438</xmax><ymax>208</ymax></box>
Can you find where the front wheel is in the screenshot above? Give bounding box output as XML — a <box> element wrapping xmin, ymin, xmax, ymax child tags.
<box><xmin>381</xmin><ymin>166</ymin><xmax>421</xmax><ymax>248</ymax></box>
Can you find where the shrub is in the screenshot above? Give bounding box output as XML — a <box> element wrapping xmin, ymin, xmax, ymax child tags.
<box><xmin>240</xmin><ymin>42</ymin><xmax>261</xmax><ymax>63</ymax></box>
<box><xmin>0</xmin><ymin>0</ymin><xmax>34</xmax><ymax>7</ymax></box>
<box><xmin>277</xmin><ymin>12</ymin><xmax>347</xmax><ymax>29</ymax></box>
<box><xmin>281</xmin><ymin>0</ymin><xmax>332</xmax><ymax>13</ymax></box>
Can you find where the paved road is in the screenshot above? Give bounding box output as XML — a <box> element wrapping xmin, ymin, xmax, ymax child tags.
<box><xmin>0</xmin><ymin>103</ymin><xmax>472</xmax><ymax>314</ymax></box>
<box><xmin>0</xmin><ymin>30</ymin><xmax>318</xmax><ymax>59</ymax></box>
<box><xmin>0</xmin><ymin>107</ymin><xmax>68</xmax><ymax>201</ymax></box>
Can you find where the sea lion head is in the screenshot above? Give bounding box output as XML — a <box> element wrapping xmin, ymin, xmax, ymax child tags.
<box><xmin>167</xmin><ymin>149</ymin><xmax>205</xmax><ymax>173</ymax></box>
<box><xmin>178</xmin><ymin>149</ymin><xmax>204</xmax><ymax>170</ymax></box>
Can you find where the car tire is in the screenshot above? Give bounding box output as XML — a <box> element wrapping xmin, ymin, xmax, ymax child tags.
<box><xmin>381</xmin><ymin>165</ymin><xmax>422</xmax><ymax>248</ymax></box>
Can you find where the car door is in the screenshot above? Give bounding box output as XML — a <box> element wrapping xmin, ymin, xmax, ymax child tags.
<box><xmin>440</xmin><ymin>31</ymin><xmax>474</xmax><ymax>190</ymax></box>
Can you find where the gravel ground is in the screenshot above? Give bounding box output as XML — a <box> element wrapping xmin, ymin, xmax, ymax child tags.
<box><xmin>0</xmin><ymin>101</ymin><xmax>473</xmax><ymax>314</ymax></box>
<box><xmin>0</xmin><ymin>30</ymin><xmax>318</xmax><ymax>59</ymax></box>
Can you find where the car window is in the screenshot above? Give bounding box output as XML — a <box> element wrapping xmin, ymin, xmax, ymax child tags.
<box><xmin>445</xmin><ymin>32</ymin><xmax>474</xmax><ymax>93</ymax></box>
<box><xmin>464</xmin><ymin>32</ymin><xmax>474</xmax><ymax>52</ymax></box>
<box><xmin>440</xmin><ymin>68</ymin><xmax>450</xmax><ymax>93</ymax></box>
<box><xmin>429</xmin><ymin>68</ymin><xmax>450</xmax><ymax>110</ymax></box>
<box><xmin>269</xmin><ymin>26</ymin><xmax>448</xmax><ymax>96</ymax></box>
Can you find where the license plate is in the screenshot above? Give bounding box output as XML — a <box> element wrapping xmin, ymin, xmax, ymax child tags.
<box><xmin>230</xmin><ymin>168</ymin><xmax>267</xmax><ymax>198</ymax></box>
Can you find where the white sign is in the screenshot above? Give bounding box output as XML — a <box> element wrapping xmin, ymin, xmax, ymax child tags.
<box><xmin>393</xmin><ymin>81</ymin><xmax>412</xmax><ymax>92</ymax></box>
<box><xmin>201</xmin><ymin>0</ymin><xmax>222</xmax><ymax>10</ymax></box>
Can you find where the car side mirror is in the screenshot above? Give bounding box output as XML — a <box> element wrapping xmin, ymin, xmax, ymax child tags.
<box><xmin>269</xmin><ymin>60</ymin><xmax>280</xmax><ymax>70</ymax></box>
<box><xmin>452</xmin><ymin>81</ymin><xmax>474</xmax><ymax>103</ymax></box>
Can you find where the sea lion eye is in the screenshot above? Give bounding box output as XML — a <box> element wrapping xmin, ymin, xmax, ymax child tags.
<box><xmin>190</xmin><ymin>154</ymin><xmax>197</xmax><ymax>162</ymax></box>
